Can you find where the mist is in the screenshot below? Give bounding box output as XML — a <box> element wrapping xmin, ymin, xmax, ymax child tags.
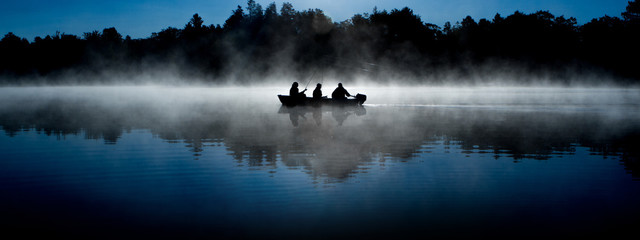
<box><xmin>2</xmin><ymin>86</ymin><xmax>640</xmax><ymax>238</ymax></box>
<box><xmin>1</xmin><ymin>85</ymin><xmax>638</xmax><ymax>176</ymax></box>
<box><xmin>2</xmin><ymin>1</ymin><xmax>640</xmax><ymax>238</ymax></box>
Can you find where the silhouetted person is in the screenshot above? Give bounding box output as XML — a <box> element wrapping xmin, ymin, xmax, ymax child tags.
<box><xmin>289</xmin><ymin>82</ymin><xmax>306</xmax><ymax>98</ymax></box>
<box><xmin>313</xmin><ymin>83</ymin><xmax>322</xmax><ymax>99</ymax></box>
<box><xmin>331</xmin><ymin>83</ymin><xmax>351</xmax><ymax>99</ymax></box>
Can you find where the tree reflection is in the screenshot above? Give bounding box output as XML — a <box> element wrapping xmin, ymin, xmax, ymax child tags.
<box><xmin>1</xmin><ymin>95</ymin><xmax>639</xmax><ymax>180</ymax></box>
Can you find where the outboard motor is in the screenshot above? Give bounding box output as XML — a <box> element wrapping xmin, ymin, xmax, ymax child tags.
<box><xmin>355</xmin><ymin>93</ymin><xmax>367</xmax><ymax>105</ymax></box>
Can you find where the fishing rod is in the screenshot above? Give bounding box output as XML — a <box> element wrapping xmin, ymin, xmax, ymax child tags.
<box><xmin>303</xmin><ymin>71</ymin><xmax>315</xmax><ymax>90</ymax></box>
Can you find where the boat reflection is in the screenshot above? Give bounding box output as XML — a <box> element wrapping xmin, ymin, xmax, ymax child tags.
<box><xmin>278</xmin><ymin>105</ymin><xmax>366</xmax><ymax>126</ymax></box>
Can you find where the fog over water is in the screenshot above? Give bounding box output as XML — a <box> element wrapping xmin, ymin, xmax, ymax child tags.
<box><xmin>3</xmin><ymin>1</ymin><xmax>640</xmax><ymax>237</ymax></box>
<box><xmin>1</xmin><ymin>84</ymin><xmax>639</xmax><ymax>238</ymax></box>
<box><xmin>1</xmin><ymin>85</ymin><xmax>639</xmax><ymax>176</ymax></box>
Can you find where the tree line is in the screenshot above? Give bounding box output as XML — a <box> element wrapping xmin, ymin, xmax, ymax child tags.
<box><xmin>1</xmin><ymin>0</ymin><xmax>639</xmax><ymax>84</ymax></box>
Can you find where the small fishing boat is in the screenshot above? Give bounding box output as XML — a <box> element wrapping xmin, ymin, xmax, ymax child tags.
<box><xmin>278</xmin><ymin>94</ymin><xmax>367</xmax><ymax>107</ymax></box>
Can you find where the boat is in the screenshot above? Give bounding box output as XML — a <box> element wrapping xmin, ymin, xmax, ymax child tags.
<box><xmin>278</xmin><ymin>94</ymin><xmax>367</xmax><ymax>107</ymax></box>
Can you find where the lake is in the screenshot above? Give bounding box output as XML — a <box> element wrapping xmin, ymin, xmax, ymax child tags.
<box><xmin>1</xmin><ymin>86</ymin><xmax>639</xmax><ymax>239</ymax></box>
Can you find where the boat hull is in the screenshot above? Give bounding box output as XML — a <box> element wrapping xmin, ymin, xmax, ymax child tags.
<box><xmin>278</xmin><ymin>94</ymin><xmax>366</xmax><ymax>107</ymax></box>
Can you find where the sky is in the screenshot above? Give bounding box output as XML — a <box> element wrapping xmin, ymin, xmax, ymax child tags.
<box><xmin>0</xmin><ymin>0</ymin><xmax>631</xmax><ymax>41</ymax></box>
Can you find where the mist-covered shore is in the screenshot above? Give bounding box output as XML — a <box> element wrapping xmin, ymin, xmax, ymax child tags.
<box><xmin>1</xmin><ymin>0</ymin><xmax>639</xmax><ymax>86</ymax></box>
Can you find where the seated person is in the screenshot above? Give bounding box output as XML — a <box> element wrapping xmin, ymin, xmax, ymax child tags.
<box><xmin>313</xmin><ymin>83</ymin><xmax>322</xmax><ymax>99</ymax></box>
<box><xmin>331</xmin><ymin>83</ymin><xmax>351</xmax><ymax>99</ymax></box>
<box><xmin>289</xmin><ymin>82</ymin><xmax>307</xmax><ymax>98</ymax></box>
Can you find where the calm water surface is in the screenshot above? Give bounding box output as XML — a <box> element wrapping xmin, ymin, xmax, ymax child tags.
<box><xmin>1</xmin><ymin>86</ymin><xmax>639</xmax><ymax>239</ymax></box>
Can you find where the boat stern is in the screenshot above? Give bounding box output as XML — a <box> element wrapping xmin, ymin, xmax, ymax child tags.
<box><xmin>355</xmin><ymin>94</ymin><xmax>367</xmax><ymax>105</ymax></box>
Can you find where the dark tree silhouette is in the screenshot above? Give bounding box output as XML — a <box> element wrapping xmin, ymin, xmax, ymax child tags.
<box><xmin>101</xmin><ymin>27</ymin><xmax>123</xmax><ymax>43</ymax></box>
<box><xmin>622</xmin><ymin>0</ymin><xmax>640</xmax><ymax>22</ymax></box>
<box><xmin>0</xmin><ymin>32</ymin><xmax>30</xmax><ymax>76</ymax></box>
<box><xmin>186</xmin><ymin>13</ymin><xmax>204</xmax><ymax>29</ymax></box>
<box><xmin>224</xmin><ymin>6</ymin><xmax>245</xmax><ymax>31</ymax></box>
<box><xmin>1</xmin><ymin>0</ymin><xmax>640</xmax><ymax>84</ymax></box>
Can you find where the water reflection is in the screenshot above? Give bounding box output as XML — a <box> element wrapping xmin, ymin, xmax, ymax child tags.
<box><xmin>278</xmin><ymin>105</ymin><xmax>366</xmax><ymax>126</ymax></box>
<box><xmin>2</xmin><ymin>87</ymin><xmax>640</xmax><ymax>239</ymax></box>
<box><xmin>0</xmin><ymin>87</ymin><xmax>639</xmax><ymax>180</ymax></box>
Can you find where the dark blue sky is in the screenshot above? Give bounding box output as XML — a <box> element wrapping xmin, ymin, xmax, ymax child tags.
<box><xmin>0</xmin><ymin>0</ymin><xmax>630</xmax><ymax>41</ymax></box>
